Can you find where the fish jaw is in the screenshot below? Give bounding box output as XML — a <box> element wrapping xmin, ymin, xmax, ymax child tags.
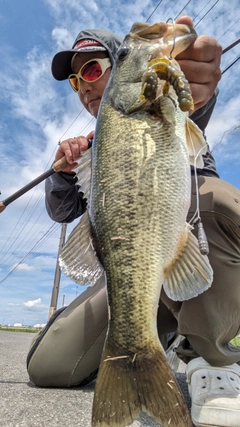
<box><xmin>128</xmin><ymin>22</ymin><xmax>197</xmax><ymax>58</ymax></box>
<box><xmin>105</xmin><ymin>22</ymin><xmax>196</xmax><ymax>115</ymax></box>
<box><xmin>129</xmin><ymin>21</ymin><xmax>197</xmax><ymax>58</ymax></box>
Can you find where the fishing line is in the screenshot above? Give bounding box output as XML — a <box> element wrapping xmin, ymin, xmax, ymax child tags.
<box><xmin>211</xmin><ymin>125</ymin><xmax>240</xmax><ymax>154</ymax></box>
<box><xmin>186</xmin><ymin>121</ymin><xmax>210</xmax><ymax>255</ymax></box>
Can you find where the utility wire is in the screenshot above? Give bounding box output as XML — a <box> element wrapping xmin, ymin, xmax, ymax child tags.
<box><xmin>2</xmin><ymin>0</ymin><xmax>239</xmax><ymax>285</ymax></box>
<box><xmin>1</xmin><ymin>107</ymin><xmax>87</xmax><ymax>266</ymax></box>
<box><xmin>222</xmin><ymin>36</ymin><xmax>240</xmax><ymax>55</ymax></box>
<box><xmin>222</xmin><ymin>55</ymin><xmax>240</xmax><ymax>74</ymax></box>
<box><xmin>218</xmin><ymin>18</ymin><xmax>240</xmax><ymax>42</ymax></box>
<box><xmin>146</xmin><ymin>0</ymin><xmax>164</xmax><ymax>22</ymax></box>
<box><xmin>0</xmin><ymin>223</ymin><xmax>60</xmax><ymax>286</ymax></box>
<box><xmin>195</xmin><ymin>0</ymin><xmax>219</xmax><ymax>27</ymax></box>
<box><xmin>193</xmin><ymin>0</ymin><xmax>212</xmax><ymax>22</ymax></box>
<box><xmin>174</xmin><ymin>0</ymin><xmax>192</xmax><ymax>20</ymax></box>
<box><xmin>58</xmin><ymin>107</ymin><xmax>85</xmax><ymax>144</ymax></box>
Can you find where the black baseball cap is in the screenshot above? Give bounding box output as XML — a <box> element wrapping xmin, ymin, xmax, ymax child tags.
<box><xmin>52</xmin><ymin>28</ymin><xmax>122</xmax><ymax>81</ymax></box>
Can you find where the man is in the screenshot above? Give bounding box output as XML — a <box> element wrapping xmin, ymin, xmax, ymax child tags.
<box><xmin>27</xmin><ymin>15</ymin><xmax>240</xmax><ymax>427</ymax></box>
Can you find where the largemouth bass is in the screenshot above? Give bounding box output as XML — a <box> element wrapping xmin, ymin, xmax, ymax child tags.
<box><xmin>60</xmin><ymin>21</ymin><xmax>213</xmax><ymax>427</ymax></box>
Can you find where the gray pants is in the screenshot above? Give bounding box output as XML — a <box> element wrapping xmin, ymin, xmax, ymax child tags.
<box><xmin>27</xmin><ymin>177</ymin><xmax>240</xmax><ymax>387</ymax></box>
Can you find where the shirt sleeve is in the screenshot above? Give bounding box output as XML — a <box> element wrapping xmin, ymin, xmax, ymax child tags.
<box><xmin>45</xmin><ymin>171</ymin><xmax>87</xmax><ymax>223</ymax></box>
<box><xmin>190</xmin><ymin>89</ymin><xmax>220</xmax><ymax>178</ymax></box>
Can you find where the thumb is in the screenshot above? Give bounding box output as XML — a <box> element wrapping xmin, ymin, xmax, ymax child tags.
<box><xmin>175</xmin><ymin>15</ymin><xmax>194</xmax><ymax>27</ymax></box>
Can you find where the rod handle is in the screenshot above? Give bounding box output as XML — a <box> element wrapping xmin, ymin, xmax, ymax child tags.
<box><xmin>0</xmin><ymin>201</ymin><xmax>6</xmax><ymax>213</ymax></box>
<box><xmin>52</xmin><ymin>156</ymin><xmax>69</xmax><ymax>172</ymax></box>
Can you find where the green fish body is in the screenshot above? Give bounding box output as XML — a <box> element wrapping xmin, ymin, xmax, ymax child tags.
<box><xmin>60</xmin><ymin>21</ymin><xmax>213</xmax><ymax>427</ymax></box>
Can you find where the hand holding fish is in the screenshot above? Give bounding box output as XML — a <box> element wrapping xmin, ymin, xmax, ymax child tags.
<box><xmin>176</xmin><ymin>15</ymin><xmax>222</xmax><ymax>111</ymax></box>
<box><xmin>56</xmin><ymin>130</ymin><xmax>94</xmax><ymax>173</ymax></box>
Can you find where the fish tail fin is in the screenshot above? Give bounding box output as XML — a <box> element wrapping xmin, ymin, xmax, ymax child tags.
<box><xmin>92</xmin><ymin>340</ymin><xmax>191</xmax><ymax>427</ymax></box>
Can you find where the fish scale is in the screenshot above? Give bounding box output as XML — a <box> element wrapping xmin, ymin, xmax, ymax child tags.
<box><xmin>91</xmin><ymin>100</ymin><xmax>183</xmax><ymax>350</ymax></box>
<box><xmin>59</xmin><ymin>21</ymin><xmax>214</xmax><ymax>427</ymax></box>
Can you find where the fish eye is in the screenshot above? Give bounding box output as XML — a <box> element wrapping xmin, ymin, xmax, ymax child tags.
<box><xmin>117</xmin><ymin>46</ymin><xmax>129</xmax><ymax>60</ymax></box>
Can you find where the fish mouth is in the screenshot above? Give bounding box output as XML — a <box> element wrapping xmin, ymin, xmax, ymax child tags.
<box><xmin>164</xmin><ymin>22</ymin><xmax>197</xmax><ymax>55</ymax></box>
<box><xmin>130</xmin><ymin>21</ymin><xmax>197</xmax><ymax>58</ymax></box>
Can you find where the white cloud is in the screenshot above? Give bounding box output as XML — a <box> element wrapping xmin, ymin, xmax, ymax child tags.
<box><xmin>24</xmin><ymin>298</ymin><xmax>42</xmax><ymax>308</ymax></box>
<box><xmin>12</xmin><ymin>263</ymin><xmax>35</xmax><ymax>272</ymax></box>
<box><xmin>34</xmin><ymin>323</ymin><xmax>47</xmax><ymax>328</ymax></box>
<box><xmin>51</xmin><ymin>27</ymin><xmax>73</xmax><ymax>51</ymax></box>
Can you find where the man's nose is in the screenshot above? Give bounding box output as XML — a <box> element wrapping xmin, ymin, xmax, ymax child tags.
<box><xmin>80</xmin><ymin>80</ymin><xmax>93</xmax><ymax>94</ymax></box>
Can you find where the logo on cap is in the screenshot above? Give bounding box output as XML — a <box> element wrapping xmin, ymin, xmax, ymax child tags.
<box><xmin>74</xmin><ymin>39</ymin><xmax>104</xmax><ymax>50</ymax></box>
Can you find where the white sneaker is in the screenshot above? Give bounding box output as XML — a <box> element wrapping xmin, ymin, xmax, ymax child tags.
<box><xmin>186</xmin><ymin>357</ymin><xmax>240</xmax><ymax>427</ymax></box>
<box><xmin>166</xmin><ymin>333</ymin><xmax>182</xmax><ymax>371</ymax></box>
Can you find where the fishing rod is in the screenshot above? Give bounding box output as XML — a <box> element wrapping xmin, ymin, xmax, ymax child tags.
<box><xmin>0</xmin><ymin>35</ymin><xmax>239</xmax><ymax>213</ymax></box>
<box><xmin>0</xmin><ymin>138</ymin><xmax>93</xmax><ymax>213</ymax></box>
<box><xmin>0</xmin><ymin>156</ymin><xmax>69</xmax><ymax>213</ymax></box>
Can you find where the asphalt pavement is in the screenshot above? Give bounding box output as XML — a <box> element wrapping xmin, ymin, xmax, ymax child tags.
<box><xmin>0</xmin><ymin>331</ymin><xmax>192</xmax><ymax>427</ymax></box>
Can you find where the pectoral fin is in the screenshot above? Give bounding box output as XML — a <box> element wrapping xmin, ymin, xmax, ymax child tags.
<box><xmin>185</xmin><ymin>118</ymin><xmax>208</xmax><ymax>168</ymax></box>
<box><xmin>163</xmin><ymin>224</ymin><xmax>213</xmax><ymax>301</ymax></box>
<box><xmin>59</xmin><ymin>211</ymin><xmax>104</xmax><ymax>285</ymax></box>
<box><xmin>73</xmin><ymin>147</ymin><xmax>92</xmax><ymax>199</ymax></box>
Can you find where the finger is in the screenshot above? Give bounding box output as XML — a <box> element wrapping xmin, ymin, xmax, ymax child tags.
<box><xmin>74</xmin><ymin>136</ymin><xmax>89</xmax><ymax>154</ymax></box>
<box><xmin>176</xmin><ymin>35</ymin><xmax>222</xmax><ymax>62</ymax></box>
<box><xmin>177</xmin><ymin>59</ymin><xmax>221</xmax><ymax>84</ymax></box>
<box><xmin>175</xmin><ymin>15</ymin><xmax>194</xmax><ymax>27</ymax></box>
<box><xmin>58</xmin><ymin>139</ymin><xmax>78</xmax><ymax>164</ymax></box>
<box><xmin>189</xmin><ymin>83</ymin><xmax>216</xmax><ymax>111</ymax></box>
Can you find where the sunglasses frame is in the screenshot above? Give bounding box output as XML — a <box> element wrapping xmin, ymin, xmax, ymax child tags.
<box><xmin>68</xmin><ymin>57</ymin><xmax>112</xmax><ymax>93</ymax></box>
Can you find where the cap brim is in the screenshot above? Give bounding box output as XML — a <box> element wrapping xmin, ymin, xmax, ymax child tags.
<box><xmin>52</xmin><ymin>46</ymin><xmax>106</xmax><ymax>81</ymax></box>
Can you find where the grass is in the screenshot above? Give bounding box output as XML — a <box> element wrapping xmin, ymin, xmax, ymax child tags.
<box><xmin>0</xmin><ymin>326</ymin><xmax>39</xmax><ymax>333</ymax></box>
<box><xmin>231</xmin><ymin>336</ymin><xmax>240</xmax><ymax>348</ymax></box>
<box><xmin>1</xmin><ymin>326</ymin><xmax>240</xmax><ymax>346</ymax></box>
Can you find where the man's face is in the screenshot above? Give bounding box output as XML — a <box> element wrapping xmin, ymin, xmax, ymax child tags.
<box><xmin>71</xmin><ymin>52</ymin><xmax>111</xmax><ymax>118</ymax></box>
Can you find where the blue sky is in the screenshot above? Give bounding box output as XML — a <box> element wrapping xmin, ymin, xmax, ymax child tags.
<box><xmin>0</xmin><ymin>0</ymin><xmax>239</xmax><ymax>326</ymax></box>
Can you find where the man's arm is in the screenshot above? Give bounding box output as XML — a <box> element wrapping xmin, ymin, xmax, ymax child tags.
<box><xmin>45</xmin><ymin>131</ymin><xmax>94</xmax><ymax>223</ymax></box>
